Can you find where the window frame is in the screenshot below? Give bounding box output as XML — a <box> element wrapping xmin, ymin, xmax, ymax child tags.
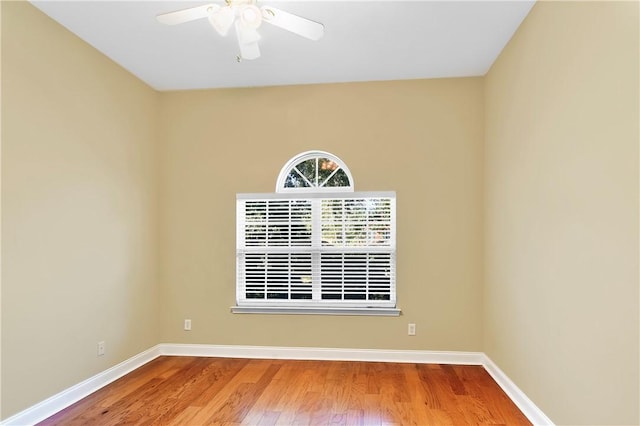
<box><xmin>275</xmin><ymin>150</ymin><xmax>355</xmax><ymax>193</ymax></box>
<box><xmin>233</xmin><ymin>152</ymin><xmax>400</xmax><ymax>316</ymax></box>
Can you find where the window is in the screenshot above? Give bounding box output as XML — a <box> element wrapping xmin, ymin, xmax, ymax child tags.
<box><xmin>275</xmin><ymin>151</ymin><xmax>354</xmax><ymax>193</ymax></box>
<box><xmin>234</xmin><ymin>151</ymin><xmax>398</xmax><ymax>315</ymax></box>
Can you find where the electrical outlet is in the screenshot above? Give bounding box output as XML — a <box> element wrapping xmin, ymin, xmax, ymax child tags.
<box><xmin>184</xmin><ymin>319</ymin><xmax>192</xmax><ymax>331</ymax></box>
<box><xmin>408</xmin><ymin>323</ymin><xmax>416</xmax><ymax>336</ymax></box>
<box><xmin>97</xmin><ymin>341</ymin><xmax>106</xmax><ymax>356</ymax></box>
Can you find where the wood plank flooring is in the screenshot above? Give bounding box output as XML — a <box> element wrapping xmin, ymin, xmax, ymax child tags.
<box><xmin>38</xmin><ymin>356</ymin><xmax>531</xmax><ymax>425</ymax></box>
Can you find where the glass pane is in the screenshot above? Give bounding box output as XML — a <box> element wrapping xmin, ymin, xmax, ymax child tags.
<box><xmin>322</xmin><ymin>199</ymin><xmax>343</xmax><ymax>246</ymax></box>
<box><xmin>368</xmin><ymin>291</ymin><xmax>390</xmax><ymax>301</ymax></box>
<box><xmin>368</xmin><ymin>199</ymin><xmax>391</xmax><ymax>221</ymax></box>
<box><xmin>322</xmin><ymin>224</ymin><xmax>342</xmax><ymax>246</ymax></box>
<box><xmin>317</xmin><ymin>158</ymin><xmax>339</xmax><ymax>186</ymax></box>
<box><xmin>291</xmin><ymin>254</ymin><xmax>312</xmax><ymax>299</ymax></box>
<box><xmin>291</xmin><ymin>291</ymin><xmax>312</xmax><ymax>300</ymax></box>
<box><xmin>291</xmin><ymin>200</ymin><xmax>312</xmax><ymax>221</ymax></box>
<box><xmin>344</xmin><ymin>253</ymin><xmax>366</xmax><ymax>300</ymax></box>
<box><xmin>291</xmin><ymin>224</ymin><xmax>312</xmax><ymax>246</ymax></box>
<box><xmin>284</xmin><ymin>169</ymin><xmax>310</xmax><ymax>188</ymax></box>
<box><xmin>277</xmin><ymin>152</ymin><xmax>354</xmax><ymax>192</ymax></box>
<box><xmin>322</xmin><ymin>199</ymin><xmax>343</xmax><ymax>221</ymax></box>
<box><xmin>244</xmin><ymin>224</ymin><xmax>266</xmax><ymax>246</ymax></box>
<box><xmin>244</xmin><ymin>254</ymin><xmax>265</xmax><ymax>299</ymax></box>
<box><xmin>291</xmin><ymin>200</ymin><xmax>312</xmax><ymax>247</ymax></box>
<box><xmin>268</xmin><ymin>224</ymin><xmax>289</xmax><ymax>246</ymax></box>
<box><xmin>324</xmin><ymin>168</ymin><xmax>350</xmax><ymax>187</ymax></box>
<box><xmin>369</xmin><ymin>224</ymin><xmax>391</xmax><ymax>245</ymax></box>
<box><xmin>368</xmin><ymin>253</ymin><xmax>391</xmax><ymax>300</ymax></box>
<box><xmin>268</xmin><ymin>200</ymin><xmax>290</xmax><ymax>222</ymax></box>
<box><xmin>295</xmin><ymin>159</ymin><xmax>317</xmax><ymax>186</ymax></box>
<box><xmin>291</xmin><ymin>254</ymin><xmax>312</xmax><ymax>282</ymax></box>
<box><xmin>320</xmin><ymin>253</ymin><xmax>343</xmax><ymax>300</ymax></box>
<box><xmin>266</xmin><ymin>254</ymin><xmax>288</xmax><ymax>299</ymax></box>
<box><xmin>245</xmin><ymin>201</ymin><xmax>266</xmax><ymax>221</ymax></box>
<box><xmin>345</xmin><ymin>199</ymin><xmax>367</xmax><ymax>221</ymax></box>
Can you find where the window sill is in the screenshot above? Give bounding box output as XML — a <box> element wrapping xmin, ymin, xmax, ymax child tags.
<box><xmin>230</xmin><ymin>306</ymin><xmax>401</xmax><ymax>316</ymax></box>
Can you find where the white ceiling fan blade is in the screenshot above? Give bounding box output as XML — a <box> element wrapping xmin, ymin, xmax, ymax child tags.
<box><xmin>235</xmin><ymin>21</ymin><xmax>261</xmax><ymax>60</ymax></box>
<box><xmin>156</xmin><ymin>4</ymin><xmax>219</xmax><ymax>26</ymax></box>
<box><xmin>208</xmin><ymin>6</ymin><xmax>235</xmax><ymax>36</ymax></box>
<box><xmin>261</xmin><ymin>6</ymin><xmax>324</xmax><ymax>41</ymax></box>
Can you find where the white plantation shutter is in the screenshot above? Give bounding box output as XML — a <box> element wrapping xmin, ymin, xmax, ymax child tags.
<box><xmin>237</xmin><ymin>192</ymin><xmax>396</xmax><ymax>308</ymax></box>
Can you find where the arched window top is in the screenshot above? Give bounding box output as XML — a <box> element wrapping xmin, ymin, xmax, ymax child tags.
<box><xmin>276</xmin><ymin>151</ymin><xmax>354</xmax><ymax>193</ymax></box>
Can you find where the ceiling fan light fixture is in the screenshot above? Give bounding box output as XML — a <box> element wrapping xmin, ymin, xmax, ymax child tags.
<box><xmin>236</xmin><ymin>23</ymin><xmax>261</xmax><ymax>45</ymax></box>
<box><xmin>156</xmin><ymin>1</ymin><xmax>324</xmax><ymax>61</ymax></box>
<box><xmin>235</xmin><ymin>21</ymin><xmax>261</xmax><ymax>59</ymax></box>
<box><xmin>208</xmin><ymin>6</ymin><xmax>235</xmax><ymax>36</ymax></box>
<box><xmin>239</xmin><ymin>4</ymin><xmax>262</xmax><ymax>30</ymax></box>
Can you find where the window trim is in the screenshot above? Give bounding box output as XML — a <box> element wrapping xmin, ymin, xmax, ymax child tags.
<box><xmin>235</xmin><ymin>191</ymin><xmax>397</xmax><ymax>314</ymax></box>
<box><xmin>233</xmin><ymin>151</ymin><xmax>399</xmax><ymax>316</ymax></box>
<box><xmin>275</xmin><ymin>150</ymin><xmax>355</xmax><ymax>193</ymax></box>
<box><xmin>230</xmin><ymin>305</ymin><xmax>401</xmax><ymax>316</ymax></box>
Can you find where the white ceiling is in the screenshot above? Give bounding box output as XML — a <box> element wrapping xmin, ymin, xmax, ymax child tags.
<box><xmin>30</xmin><ymin>1</ymin><xmax>535</xmax><ymax>91</ymax></box>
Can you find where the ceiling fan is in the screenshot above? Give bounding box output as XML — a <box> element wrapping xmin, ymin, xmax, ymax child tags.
<box><xmin>156</xmin><ymin>0</ymin><xmax>324</xmax><ymax>60</ymax></box>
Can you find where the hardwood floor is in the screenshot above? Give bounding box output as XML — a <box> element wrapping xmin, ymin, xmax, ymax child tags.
<box><xmin>38</xmin><ymin>356</ymin><xmax>531</xmax><ymax>425</ymax></box>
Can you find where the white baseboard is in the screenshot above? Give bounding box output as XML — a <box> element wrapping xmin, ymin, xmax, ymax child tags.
<box><xmin>482</xmin><ymin>354</ymin><xmax>554</xmax><ymax>425</ymax></box>
<box><xmin>158</xmin><ymin>343</ymin><xmax>485</xmax><ymax>365</ymax></box>
<box><xmin>1</xmin><ymin>344</ymin><xmax>553</xmax><ymax>426</ymax></box>
<box><xmin>0</xmin><ymin>345</ymin><xmax>162</xmax><ymax>426</ymax></box>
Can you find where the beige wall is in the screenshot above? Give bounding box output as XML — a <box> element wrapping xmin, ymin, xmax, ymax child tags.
<box><xmin>1</xmin><ymin>3</ymin><xmax>484</xmax><ymax>419</ymax></box>
<box><xmin>158</xmin><ymin>80</ymin><xmax>484</xmax><ymax>350</ymax></box>
<box><xmin>484</xmin><ymin>2</ymin><xmax>639</xmax><ymax>425</ymax></box>
<box><xmin>1</xmin><ymin>2</ymin><xmax>160</xmax><ymax>418</ymax></box>
<box><xmin>3</xmin><ymin>1</ymin><xmax>639</xmax><ymax>424</ymax></box>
